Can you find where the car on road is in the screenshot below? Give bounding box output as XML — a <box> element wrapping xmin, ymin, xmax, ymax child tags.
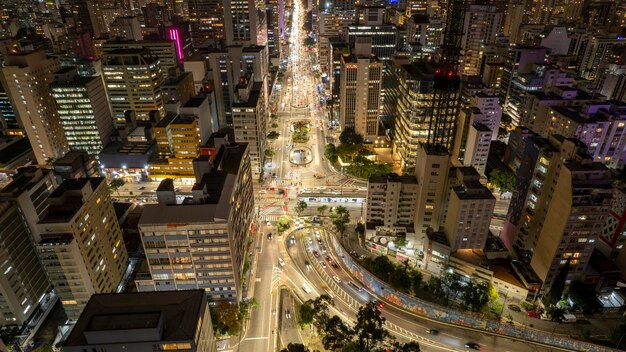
<box><xmin>320</xmin><ymin>244</ymin><xmax>327</xmax><ymax>253</ymax></box>
<box><xmin>508</xmin><ymin>304</ymin><xmax>521</xmax><ymax>312</ymax></box>
<box><xmin>426</xmin><ymin>328</ymin><xmax>439</xmax><ymax>335</ymax></box>
<box><xmin>320</xmin><ymin>261</ymin><xmax>327</xmax><ymax>268</ymax></box>
<box><xmin>464</xmin><ymin>342</ymin><xmax>480</xmax><ymax>350</ymax></box>
<box><xmin>267</xmin><ymin>233</ymin><xmax>273</xmax><ymax>240</ymax></box>
<box><xmin>325</xmin><ymin>255</ymin><xmax>334</xmax><ymax>264</ymax></box>
<box><xmin>350</xmin><ymin>282</ymin><xmax>362</xmax><ymax>292</ymax></box>
<box><xmin>259</xmin><ymin>190</ymin><xmax>268</xmax><ymax>194</ymax></box>
<box><xmin>302</xmin><ymin>283</ymin><xmax>312</xmax><ymax>293</ymax></box>
<box><xmin>333</xmin><ymin>275</ymin><xmax>341</xmax><ymax>283</ymax></box>
<box><xmin>278</xmin><ymin>258</ymin><xmax>285</xmax><ymax>267</ymax></box>
<box><xmin>371</xmin><ymin>299</ymin><xmax>384</xmax><ymax>309</ymax></box>
<box><xmin>138</xmin><ymin>186</ymin><xmax>146</xmax><ymax>190</ymax></box>
<box><xmin>526</xmin><ymin>310</ymin><xmax>540</xmax><ymax>319</ymax></box>
<box><xmin>285</xmin><ymin>309</ymin><xmax>291</xmax><ymax>319</ymax></box>
<box><xmin>314</xmin><ymin>230</ymin><xmax>320</xmax><ymax>236</ymax></box>
<box><xmin>306</xmin><ymin>229</ymin><xmax>311</xmax><ymax>234</ymax></box>
<box><xmin>312</xmin><ymin>250</ymin><xmax>320</xmax><ymax>258</ymax></box>
<box><xmin>317</xmin><ymin>238</ymin><xmax>323</xmax><ymax>244</ymax></box>
<box><xmin>305</xmin><ymin>260</ymin><xmax>311</xmax><ymax>271</ymax></box>
<box><xmin>278</xmin><ymin>189</ymin><xmax>285</xmax><ymax>194</ymax></box>
<box><xmin>308</xmin><ymin>237</ymin><xmax>313</xmax><ymax>244</ymax></box>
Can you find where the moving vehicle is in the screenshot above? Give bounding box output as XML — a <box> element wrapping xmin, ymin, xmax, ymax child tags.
<box><xmin>563</xmin><ymin>314</ymin><xmax>577</xmax><ymax>323</ymax></box>
<box><xmin>426</xmin><ymin>328</ymin><xmax>439</xmax><ymax>335</ymax></box>
<box><xmin>465</xmin><ymin>342</ymin><xmax>480</xmax><ymax>350</ymax></box>
<box><xmin>333</xmin><ymin>275</ymin><xmax>341</xmax><ymax>283</ymax></box>
<box><xmin>302</xmin><ymin>283</ymin><xmax>312</xmax><ymax>293</ymax></box>
<box><xmin>507</xmin><ymin>304</ymin><xmax>521</xmax><ymax>312</ymax></box>
<box><xmin>278</xmin><ymin>258</ymin><xmax>285</xmax><ymax>267</ymax></box>
<box><xmin>285</xmin><ymin>310</ymin><xmax>291</xmax><ymax>319</ymax></box>
<box><xmin>350</xmin><ymin>282</ymin><xmax>362</xmax><ymax>292</ymax></box>
<box><xmin>305</xmin><ymin>260</ymin><xmax>311</xmax><ymax>271</ymax></box>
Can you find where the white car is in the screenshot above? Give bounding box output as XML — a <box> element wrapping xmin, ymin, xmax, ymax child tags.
<box><xmin>333</xmin><ymin>275</ymin><xmax>341</xmax><ymax>283</ymax></box>
<box><xmin>306</xmin><ymin>229</ymin><xmax>311</xmax><ymax>234</ymax></box>
<box><xmin>259</xmin><ymin>190</ymin><xmax>268</xmax><ymax>194</ymax></box>
<box><xmin>278</xmin><ymin>258</ymin><xmax>285</xmax><ymax>267</ymax></box>
<box><xmin>314</xmin><ymin>230</ymin><xmax>320</xmax><ymax>236</ymax></box>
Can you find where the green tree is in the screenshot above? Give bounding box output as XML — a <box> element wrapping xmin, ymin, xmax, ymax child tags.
<box><xmin>317</xmin><ymin>205</ymin><xmax>328</xmax><ymax>216</ymax></box>
<box><xmin>264</xmin><ymin>149</ymin><xmax>275</xmax><ymax>157</ymax></box>
<box><xmin>322</xmin><ymin>315</ymin><xmax>354</xmax><ymax>351</ymax></box>
<box><xmin>270</xmin><ymin>113</ymin><xmax>278</xmax><ymax>120</ymax></box>
<box><xmin>547</xmin><ymin>306</ymin><xmax>566</xmax><ymax>323</ymax></box>
<box><xmin>298</xmin><ymin>301</ymin><xmax>316</xmax><ymax>326</ymax></box>
<box><xmin>109</xmin><ymin>178</ymin><xmax>125</xmax><ymax>196</ymax></box>
<box><xmin>267</xmin><ymin>131</ymin><xmax>280</xmax><ymax>140</ymax></box>
<box><xmin>295</xmin><ymin>200</ymin><xmax>308</xmax><ymax>216</ymax></box>
<box><xmin>565</xmin><ymin>281</ymin><xmax>602</xmax><ymax>314</ymax></box>
<box><xmin>460</xmin><ymin>280</ymin><xmax>491</xmax><ymax>312</ymax></box>
<box><xmin>324</xmin><ymin>143</ymin><xmax>338</xmax><ymax>163</ymax></box>
<box><xmin>210</xmin><ymin>301</ymin><xmax>241</xmax><ymax>335</ymax></box>
<box><xmin>355</xmin><ymin>222</ymin><xmax>365</xmax><ymax>236</ymax></box>
<box><xmin>304</xmin><ymin>36</ymin><xmax>315</xmax><ymax>47</ymax></box>
<box><xmin>411</xmin><ymin>271</ymin><xmax>423</xmax><ymax>294</ymax></box>
<box><xmin>272</xmin><ymin>122</ymin><xmax>279</xmax><ymax>129</ymax></box>
<box><xmin>330</xmin><ymin>206</ymin><xmax>350</xmax><ymax>235</ymax></box>
<box><xmin>339</xmin><ymin>127</ymin><xmax>364</xmax><ymax>146</ymax></box>
<box><xmin>353</xmin><ymin>302</ymin><xmax>391</xmax><ymax>351</ymax></box>
<box><xmin>543</xmin><ymin>263</ymin><xmax>569</xmax><ymax>306</ymax></box>
<box><xmin>490</xmin><ymin>168</ymin><xmax>516</xmax><ymax>192</ymax></box>
<box><xmin>280</xmin><ymin>343</ymin><xmax>310</xmax><ymax>352</ymax></box>
<box><xmin>393</xmin><ymin>341</ymin><xmax>421</xmax><ymax>352</ymax></box>
<box><xmin>277</xmin><ymin>216</ymin><xmax>290</xmax><ymax>233</ymax></box>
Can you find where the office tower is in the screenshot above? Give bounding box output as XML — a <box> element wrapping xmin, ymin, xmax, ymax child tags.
<box><xmin>498</xmin><ymin>45</ymin><xmax>549</xmax><ymax>106</ymax></box>
<box><xmin>102</xmin><ymin>48</ymin><xmax>165</xmax><ymax>126</ymax></box>
<box><xmin>199</xmin><ymin>45</ymin><xmax>269</xmax><ymax>128</ymax></box>
<box><xmin>443</xmin><ymin>167</ymin><xmax>495</xmax><ymax>250</ymax></box>
<box><xmin>328</xmin><ymin>39</ymin><xmax>349</xmax><ymax>122</ymax></box>
<box><xmin>406</xmin><ymin>13</ymin><xmax>435</xmax><ymax>55</ymax></box>
<box><xmin>461</xmin><ymin>4</ymin><xmax>503</xmax><ymax>76</ymax></box>
<box><xmin>0</xmin><ymin>168</ymin><xmax>54</xmax><ymax>325</ymax></box>
<box><xmin>266</xmin><ymin>0</ymin><xmax>283</xmax><ymax>59</ymax></box>
<box><xmin>348</xmin><ymin>6</ymin><xmax>398</xmax><ymax>61</ymax></box>
<box><xmin>64</xmin><ymin>290</ymin><xmax>217</xmax><ymax>352</ymax></box>
<box><xmin>52</xmin><ymin>151</ymin><xmax>100</xmax><ymax>183</ymax></box>
<box><xmin>224</xmin><ymin>0</ymin><xmax>268</xmax><ymax>46</ymax></box>
<box><xmin>188</xmin><ymin>0</ymin><xmax>225</xmax><ymax>49</ymax></box>
<box><xmin>0</xmin><ymin>50</ymin><xmax>69</xmax><ymax>164</ymax></box>
<box><xmin>0</xmin><ymin>82</ymin><xmax>21</xmax><ymax>136</ymax></box>
<box><xmin>51</xmin><ymin>69</ymin><xmax>114</xmax><ymax>156</ymax></box>
<box><xmin>503</xmin><ymin>1</ymin><xmax>525</xmax><ymax>43</ymax></box>
<box><xmin>149</xmin><ymin>114</ymin><xmax>201</xmax><ymax>179</ymax></box>
<box><xmin>35</xmin><ymin>178</ymin><xmax>128</xmax><ymax>320</ymax></box>
<box><xmin>102</xmin><ymin>40</ymin><xmax>180</xmax><ymax>71</ymax></box>
<box><xmin>232</xmin><ymin>75</ymin><xmax>267</xmax><ymax>176</ymax></box>
<box><xmin>366</xmin><ymin>173</ymin><xmax>418</xmax><ymax>228</ymax></box>
<box><xmin>386</xmin><ymin>61</ymin><xmax>439</xmax><ymax>169</ymax></box>
<box><xmin>318</xmin><ymin>11</ymin><xmax>355</xmax><ymax>75</ymax></box>
<box><xmin>414</xmin><ymin>144</ymin><xmax>450</xmax><ymax>235</ymax></box>
<box><xmin>530</xmin><ymin>160</ymin><xmax>613</xmax><ymax>293</ymax></box>
<box><xmin>109</xmin><ymin>16</ymin><xmax>143</xmax><ymax>40</ymax></box>
<box><xmin>510</xmin><ymin>136</ymin><xmax>582</xmax><ymax>256</ymax></box>
<box><xmin>137</xmin><ymin>138</ymin><xmax>253</xmax><ymax>303</ymax></box>
<box><xmin>339</xmin><ymin>39</ymin><xmax>382</xmax><ymax>141</ymax></box>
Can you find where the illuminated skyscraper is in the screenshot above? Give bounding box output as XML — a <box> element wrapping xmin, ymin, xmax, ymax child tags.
<box><xmin>102</xmin><ymin>48</ymin><xmax>165</xmax><ymax>126</ymax></box>
<box><xmin>51</xmin><ymin>68</ymin><xmax>114</xmax><ymax>156</ymax></box>
<box><xmin>0</xmin><ymin>50</ymin><xmax>69</xmax><ymax>164</ymax></box>
<box><xmin>224</xmin><ymin>0</ymin><xmax>268</xmax><ymax>46</ymax></box>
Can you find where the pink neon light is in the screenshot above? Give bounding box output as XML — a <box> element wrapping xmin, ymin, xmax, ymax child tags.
<box><xmin>168</xmin><ymin>28</ymin><xmax>184</xmax><ymax>64</ymax></box>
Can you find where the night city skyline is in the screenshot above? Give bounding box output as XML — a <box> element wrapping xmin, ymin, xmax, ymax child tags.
<box><xmin>1</xmin><ymin>0</ymin><xmax>626</xmax><ymax>351</ymax></box>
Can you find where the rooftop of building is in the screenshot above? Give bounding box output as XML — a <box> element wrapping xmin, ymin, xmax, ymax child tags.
<box><xmin>491</xmin><ymin>260</ymin><xmax>527</xmax><ymax>289</ymax></box>
<box><xmin>400</xmin><ymin>61</ymin><xmax>435</xmax><ymax>80</ymax></box>
<box><xmin>426</xmin><ymin>230</ymin><xmax>450</xmax><ymax>247</ymax></box>
<box><xmin>452</xmin><ymin>184</ymin><xmax>495</xmax><ymax>200</ymax></box>
<box><xmin>232</xmin><ymin>82</ymin><xmax>262</xmax><ymax>108</ymax></box>
<box><xmin>0</xmin><ymin>135</ymin><xmax>32</xmax><ymax>166</ymax></box>
<box><xmin>164</xmin><ymin>71</ymin><xmax>192</xmax><ymax>85</ymax></box>
<box><xmin>154</xmin><ymin>113</ymin><xmax>178</xmax><ymax>128</ymax></box>
<box><xmin>341</xmin><ymin>52</ymin><xmax>380</xmax><ymax>64</ymax></box>
<box><xmin>64</xmin><ymin>290</ymin><xmax>206</xmax><ymax>347</ymax></box>
<box><xmin>0</xmin><ymin>166</ymin><xmax>52</xmax><ymax>198</ymax></box>
<box><xmin>369</xmin><ymin>173</ymin><xmax>417</xmax><ymax>184</ymax></box>
<box><xmin>473</xmin><ymin>122</ymin><xmax>492</xmax><ymax>132</ymax></box>
<box><xmin>451</xmin><ymin>249</ymin><xmax>489</xmax><ymax>268</ymax></box>
<box><xmin>38</xmin><ymin>178</ymin><xmax>104</xmax><ymax>223</ymax></box>
<box><xmin>213</xmin><ymin>142</ymin><xmax>247</xmax><ymax>175</ymax></box>
<box><xmin>100</xmin><ymin>141</ymin><xmax>155</xmax><ymax>156</ymax></box>
<box><xmin>182</xmin><ymin>96</ymin><xmax>207</xmax><ymax>108</ymax></box>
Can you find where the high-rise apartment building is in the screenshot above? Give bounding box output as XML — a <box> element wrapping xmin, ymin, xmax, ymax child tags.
<box><xmin>194</xmin><ymin>45</ymin><xmax>269</xmax><ymax>129</ymax></box>
<box><xmin>224</xmin><ymin>0</ymin><xmax>268</xmax><ymax>46</ymax></box>
<box><xmin>0</xmin><ymin>168</ymin><xmax>54</xmax><ymax>325</ymax></box>
<box><xmin>414</xmin><ymin>144</ymin><xmax>450</xmax><ymax>235</ymax></box>
<box><xmin>188</xmin><ymin>0</ymin><xmax>225</xmax><ymax>49</ymax></box>
<box><xmin>460</xmin><ymin>123</ymin><xmax>492</xmax><ymax>176</ymax></box>
<box><xmin>453</xmin><ymin>92</ymin><xmax>501</xmax><ymax>166</ymax></box>
<box><xmin>149</xmin><ymin>114</ymin><xmax>201</xmax><ymax>179</ymax></box>
<box><xmin>102</xmin><ymin>39</ymin><xmax>181</xmax><ymax>71</ymax></box>
<box><xmin>366</xmin><ymin>173</ymin><xmax>418</xmax><ymax>228</ymax></box>
<box><xmin>102</xmin><ymin>48</ymin><xmax>165</xmax><ymax>126</ymax></box>
<box><xmin>348</xmin><ymin>7</ymin><xmax>398</xmax><ymax>61</ymax></box>
<box><xmin>443</xmin><ymin>167</ymin><xmax>496</xmax><ymax>250</ymax></box>
<box><xmin>0</xmin><ymin>50</ymin><xmax>69</xmax><ymax>164</ymax></box>
<box><xmin>0</xmin><ymin>82</ymin><xmax>20</xmax><ymax>136</ymax></box>
<box><xmin>64</xmin><ymin>290</ymin><xmax>217</xmax><ymax>352</ymax></box>
<box><xmin>51</xmin><ymin>68</ymin><xmax>114</xmax><ymax>156</ymax></box>
<box><xmin>387</xmin><ymin>61</ymin><xmax>437</xmax><ymax>169</ymax></box>
<box><xmin>232</xmin><ymin>76</ymin><xmax>267</xmax><ymax>176</ymax></box>
<box><xmin>498</xmin><ymin>45</ymin><xmax>549</xmax><ymax>108</ymax></box>
<box><xmin>503</xmin><ymin>1</ymin><xmax>524</xmax><ymax>43</ymax></box>
<box><xmin>35</xmin><ymin>178</ymin><xmax>128</xmax><ymax>320</ymax></box>
<box><xmin>530</xmin><ymin>160</ymin><xmax>613</xmax><ymax>293</ymax></box>
<box><xmin>461</xmin><ymin>4</ymin><xmax>503</xmax><ymax>76</ymax></box>
<box><xmin>137</xmin><ymin>139</ymin><xmax>253</xmax><ymax>303</ymax></box>
<box><xmin>339</xmin><ymin>39</ymin><xmax>382</xmax><ymax>141</ymax></box>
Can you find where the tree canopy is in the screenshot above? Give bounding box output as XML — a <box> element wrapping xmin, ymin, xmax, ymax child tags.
<box><xmin>295</xmin><ymin>200</ymin><xmax>308</xmax><ymax>216</ymax></box>
<box><xmin>490</xmin><ymin>168</ymin><xmax>516</xmax><ymax>192</ymax></box>
<box><xmin>330</xmin><ymin>206</ymin><xmax>350</xmax><ymax>235</ymax></box>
